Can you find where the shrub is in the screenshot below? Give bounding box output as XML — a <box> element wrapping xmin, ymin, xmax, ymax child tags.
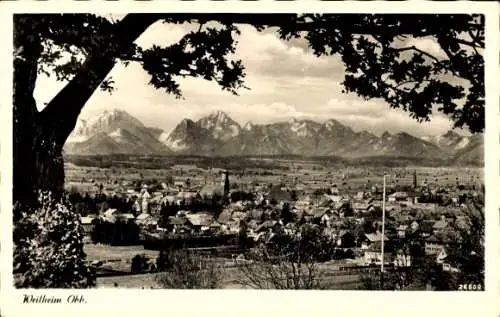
<box><xmin>13</xmin><ymin>191</ymin><xmax>96</xmax><ymax>288</ymax></box>
<box><xmin>358</xmin><ymin>270</ymin><xmax>383</xmax><ymax>290</ymax></box>
<box><xmin>237</xmin><ymin>245</ymin><xmax>325</xmax><ymax>289</ymax></box>
<box><xmin>131</xmin><ymin>254</ymin><xmax>149</xmax><ymax>274</ymax></box>
<box><xmin>236</xmin><ymin>227</ymin><xmax>336</xmax><ymax>289</ymax></box>
<box><xmin>155</xmin><ymin>249</ymin><xmax>224</xmax><ymax>289</ymax></box>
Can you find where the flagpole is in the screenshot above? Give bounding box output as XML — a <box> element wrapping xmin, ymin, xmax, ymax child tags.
<box><xmin>381</xmin><ymin>173</ymin><xmax>386</xmax><ymax>289</ymax></box>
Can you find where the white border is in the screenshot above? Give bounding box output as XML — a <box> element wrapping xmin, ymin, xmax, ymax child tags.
<box><xmin>0</xmin><ymin>2</ymin><xmax>499</xmax><ymax>317</ymax></box>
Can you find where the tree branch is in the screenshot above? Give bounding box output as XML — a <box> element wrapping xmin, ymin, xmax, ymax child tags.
<box><xmin>437</xmin><ymin>37</ymin><xmax>480</xmax><ymax>87</ymax></box>
<box><xmin>456</xmin><ymin>37</ymin><xmax>483</xmax><ymax>49</ymax></box>
<box><xmin>391</xmin><ymin>45</ymin><xmax>442</xmax><ymax>63</ymax></box>
<box><xmin>467</xmin><ymin>29</ymin><xmax>481</xmax><ymax>46</ymax></box>
<box><xmin>39</xmin><ymin>14</ymin><xmax>160</xmax><ymax>148</ymax></box>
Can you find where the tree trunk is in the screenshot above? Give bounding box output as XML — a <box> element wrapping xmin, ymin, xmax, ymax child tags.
<box><xmin>14</xmin><ymin>75</ymin><xmax>66</xmax><ymax>210</ymax></box>
<box><xmin>13</xmin><ymin>15</ymin><xmax>49</xmax><ymax>208</ymax></box>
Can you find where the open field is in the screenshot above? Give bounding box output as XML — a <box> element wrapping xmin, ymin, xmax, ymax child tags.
<box><xmin>87</xmin><ymin>244</ymin><xmax>366</xmax><ymax>289</ymax></box>
<box><xmin>96</xmin><ymin>264</ymin><xmax>364</xmax><ymax>290</ymax></box>
<box><xmin>66</xmin><ymin>156</ymin><xmax>483</xmax><ymax>195</ymax></box>
<box><xmin>98</xmin><ymin>273</ymin><xmax>160</xmax><ymax>289</ymax></box>
<box><xmin>84</xmin><ymin>244</ymin><xmax>159</xmax><ymax>262</ymax></box>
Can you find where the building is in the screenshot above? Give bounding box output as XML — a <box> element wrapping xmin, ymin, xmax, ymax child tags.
<box><xmin>409</xmin><ymin>220</ymin><xmax>419</xmax><ymax>232</ymax></box>
<box><xmin>117</xmin><ymin>213</ymin><xmax>136</xmax><ymax>222</ymax></box>
<box><xmin>432</xmin><ymin>217</ymin><xmax>449</xmax><ymax>234</ymax></box>
<box><xmin>418</xmin><ymin>220</ymin><xmax>435</xmax><ymax>237</ymax></box>
<box><xmin>441</xmin><ymin>254</ymin><xmax>461</xmax><ymax>273</ymax></box>
<box><xmin>364</xmin><ymin>242</ymin><xmax>393</xmax><ymax>265</ymax></box>
<box><xmin>255</xmin><ymin>220</ymin><xmax>278</xmax><ymax>234</ymax></box>
<box><xmin>199</xmin><ymin>184</ymin><xmax>224</xmax><ymax>200</ymax></box>
<box><xmin>297</xmin><ymin>195</ymin><xmax>313</xmax><ymax>207</ymax></box>
<box><xmin>311</xmin><ymin>207</ymin><xmax>331</xmax><ymax>225</ymax></box>
<box><xmin>136</xmin><ymin>213</ymin><xmax>158</xmax><ymax>227</ymax></box>
<box><xmin>81</xmin><ymin>215</ymin><xmax>96</xmax><ymax>235</ymax></box>
<box><xmin>185</xmin><ymin>213</ymin><xmax>215</xmax><ymax>233</ymax></box>
<box><xmin>222</xmin><ymin>220</ymin><xmax>241</xmax><ymax>234</ymax></box>
<box><xmin>176</xmin><ymin>191</ymin><xmax>199</xmax><ymax>205</ymax></box>
<box><xmin>396</xmin><ymin>225</ymin><xmax>409</xmax><ymax>238</ymax></box>
<box><xmin>166</xmin><ymin>216</ymin><xmax>188</xmax><ymax>233</ymax></box>
<box><xmin>103</xmin><ymin>208</ymin><xmax>119</xmax><ymax>218</ymax></box>
<box><xmin>388</xmin><ymin>191</ymin><xmax>408</xmax><ymax>203</ymax></box>
<box><xmin>102</xmin><ymin>208</ymin><xmax>119</xmax><ymax>223</ymax></box>
<box><xmin>217</xmin><ymin>209</ymin><xmax>233</xmax><ymax>225</ymax></box>
<box><xmin>353</xmin><ymin>202</ymin><xmax>373</xmax><ymax>214</ymax></box>
<box><xmin>174</xmin><ymin>180</ymin><xmax>185</xmax><ymax>188</ymax></box>
<box><xmin>133</xmin><ymin>188</ymin><xmax>150</xmax><ymax>214</ymax></box>
<box><xmin>161</xmin><ymin>195</ymin><xmax>176</xmax><ymax>206</ymax></box>
<box><xmin>356</xmin><ymin>191</ymin><xmax>366</xmax><ymax>200</ymax></box>
<box><xmin>424</xmin><ymin>235</ymin><xmax>446</xmax><ymax>256</ymax></box>
<box><xmin>361</xmin><ymin>232</ymin><xmax>389</xmax><ymax>249</ymax></box>
<box><xmin>394</xmin><ymin>249</ymin><xmax>412</xmax><ymax>267</ymax></box>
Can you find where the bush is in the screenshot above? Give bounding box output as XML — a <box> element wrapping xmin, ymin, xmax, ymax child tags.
<box><xmin>13</xmin><ymin>191</ymin><xmax>96</xmax><ymax>288</ymax></box>
<box><xmin>358</xmin><ymin>270</ymin><xmax>384</xmax><ymax>290</ymax></box>
<box><xmin>236</xmin><ymin>227</ymin><xmax>337</xmax><ymax>289</ymax></box>
<box><xmin>131</xmin><ymin>254</ymin><xmax>149</xmax><ymax>274</ymax></box>
<box><xmin>237</xmin><ymin>244</ymin><xmax>325</xmax><ymax>289</ymax></box>
<box><xmin>155</xmin><ymin>249</ymin><xmax>224</xmax><ymax>289</ymax></box>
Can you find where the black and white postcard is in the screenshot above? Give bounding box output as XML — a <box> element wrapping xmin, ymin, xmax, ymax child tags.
<box><xmin>0</xmin><ymin>1</ymin><xmax>499</xmax><ymax>317</ymax></box>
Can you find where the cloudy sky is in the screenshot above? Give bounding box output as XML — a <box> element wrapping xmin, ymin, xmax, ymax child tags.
<box><xmin>34</xmin><ymin>18</ymin><xmax>458</xmax><ymax>138</ymax></box>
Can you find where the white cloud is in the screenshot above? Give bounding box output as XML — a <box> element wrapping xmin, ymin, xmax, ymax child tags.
<box><xmin>400</xmin><ymin>36</ymin><xmax>447</xmax><ymax>61</ymax></box>
<box><xmin>236</xmin><ymin>24</ymin><xmax>344</xmax><ymax>79</ymax></box>
<box><xmin>134</xmin><ymin>21</ymin><xmax>196</xmax><ymax>49</ymax></box>
<box><xmin>325</xmin><ymin>98</ymin><xmax>387</xmax><ymax>117</ymax></box>
<box><xmin>221</xmin><ymin>102</ymin><xmax>311</xmax><ymax>124</ymax></box>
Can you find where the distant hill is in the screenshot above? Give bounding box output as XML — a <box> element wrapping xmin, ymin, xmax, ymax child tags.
<box><xmin>64</xmin><ymin>109</ymin><xmax>483</xmax><ymax>165</ymax></box>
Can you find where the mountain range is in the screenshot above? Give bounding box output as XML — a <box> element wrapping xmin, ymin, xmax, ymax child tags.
<box><xmin>64</xmin><ymin>109</ymin><xmax>484</xmax><ymax>164</ymax></box>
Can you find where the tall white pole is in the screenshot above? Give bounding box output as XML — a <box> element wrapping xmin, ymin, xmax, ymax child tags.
<box><xmin>381</xmin><ymin>174</ymin><xmax>386</xmax><ymax>275</ymax></box>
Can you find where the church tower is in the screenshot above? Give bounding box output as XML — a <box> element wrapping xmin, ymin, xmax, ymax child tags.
<box><xmin>223</xmin><ymin>170</ymin><xmax>230</xmax><ymax>201</ymax></box>
<box><xmin>412</xmin><ymin>170</ymin><xmax>418</xmax><ymax>204</ymax></box>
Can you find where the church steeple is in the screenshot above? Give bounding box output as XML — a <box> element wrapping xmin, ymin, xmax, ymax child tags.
<box><xmin>223</xmin><ymin>170</ymin><xmax>230</xmax><ymax>201</ymax></box>
<box><xmin>413</xmin><ymin>170</ymin><xmax>418</xmax><ymax>204</ymax></box>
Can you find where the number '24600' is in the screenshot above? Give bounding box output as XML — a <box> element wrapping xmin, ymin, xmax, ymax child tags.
<box><xmin>458</xmin><ymin>284</ymin><xmax>483</xmax><ymax>291</ymax></box>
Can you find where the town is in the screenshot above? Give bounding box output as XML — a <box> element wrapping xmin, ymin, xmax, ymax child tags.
<box><xmin>64</xmin><ymin>158</ymin><xmax>484</xmax><ymax>290</ymax></box>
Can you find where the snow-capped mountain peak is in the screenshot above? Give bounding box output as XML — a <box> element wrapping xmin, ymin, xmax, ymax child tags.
<box><xmin>65</xmin><ymin>109</ymin><xmax>171</xmax><ymax>155</ymax></box>
<box><xmin>421</xmin><ymin>129</ymin><xmax>472</xmax><ymax>152</ymax></box>
<box><xmin>243</xmin><ymin>121</ymin><xmax>254</xmax><ymax>131</ymax></box>
<box><xmin>87</xmin><ymin>108</ymin><xmax>145</xmax><ymax>129</ymax></box>
<box><xmin>64</xmin><ymin>109</ymin><xmax>483</xmax><ymax>165</ymax></box>
<box><xmin>197</xmin><ymin>110</ymin><xmax>241</xmax><ymax>140</ymax></box>
<box><xmin>455</xmin><ymin>137</ymin><xmax>470</xmax><ymax>149</ymax></box>
<box><xmin>324</xmin><ymin>119</ymin><xmax>341</xmax><ymax>130</ymax></box>
<box><xmin>108</xmin><ymin>128</ymin><xmax>124</xmax><ymax>139</ymax></box>
<box><xmin>200</xmin><ymin>111</ymin><xmax>231</xmax><ymax>128</ymax></box>
<box><xmin>381</xmin><ymin>131</ymin><xmax>392</xmax><ymax>139</ymax></box>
